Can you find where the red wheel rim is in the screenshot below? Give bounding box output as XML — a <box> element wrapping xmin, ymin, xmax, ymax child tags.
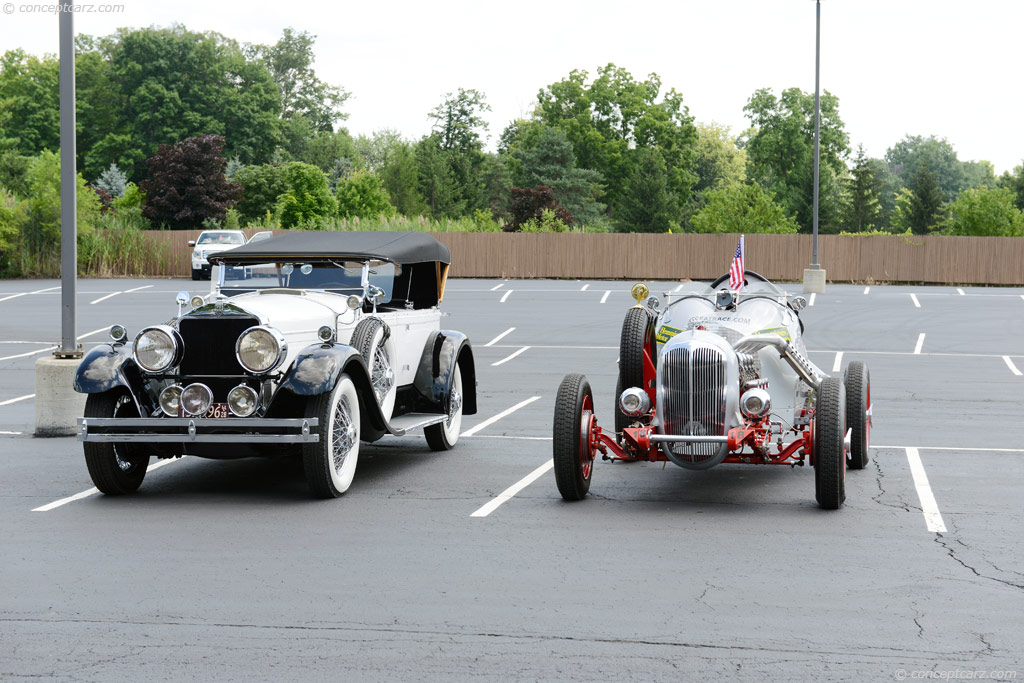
<box><xmin>580</xmin><ymin>394</ymin><xmax>595</xmax><ymax>479</ymax></box>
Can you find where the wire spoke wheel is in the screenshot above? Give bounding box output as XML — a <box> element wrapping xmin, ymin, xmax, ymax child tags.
<box><xmin>304</xmin><ymin>373</ymin><xmax>361</xmax><ymax>498</ymax></box>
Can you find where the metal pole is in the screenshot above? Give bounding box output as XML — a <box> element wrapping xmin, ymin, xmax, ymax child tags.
<box><xmin>811</xmin><ymin>0</ymin><xmax>821</xmax><ymax>269</ymax></box>
<box><xmin>57</xmin><ymin>4</ymin><xmax>80</xmax><ymax>358</ymax></box>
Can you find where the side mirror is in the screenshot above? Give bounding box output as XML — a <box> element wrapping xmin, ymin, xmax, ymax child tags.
<box><xmin>176</xmin><ymin>290</ymin><xmax>189</xmax><ymax>317</ymax></box>
<box><xmin>187</xmin><ymin>240</ymin><xmax>196</xmax><ymax>247</ymax></box>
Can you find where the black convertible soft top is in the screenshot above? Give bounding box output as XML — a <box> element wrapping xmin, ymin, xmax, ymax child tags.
<box><xmin>209</xmin><ymin>231</ymin><xmax>451</xmax><ymax>265</ymax></box>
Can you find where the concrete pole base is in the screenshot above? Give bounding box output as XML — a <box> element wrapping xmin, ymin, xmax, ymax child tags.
<box><xmin>35</xmin><ymin>356</ymin><xmax>87</xmax><ymax>437</ymax></box>
<box><xmin>803</xmin><ymin>268</ymin><xmax>827</xmax><ymax>294</ymax></box>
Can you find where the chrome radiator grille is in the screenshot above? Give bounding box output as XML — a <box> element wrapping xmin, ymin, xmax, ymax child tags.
<box><xmin>661</xmin><ymin>344</ymin><xmax>727</xmax><ymax>464</ymax></box>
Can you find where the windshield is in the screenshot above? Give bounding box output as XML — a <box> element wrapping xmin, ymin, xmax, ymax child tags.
<box><xmin>700</xmin><ymin>276</ymin><xmax>785</xmax><ymax>297</ymax></box>
<box><xmin>219</xmin><ymin>260</ymin><xmax>399</xmax><ymax>302</ymax></box>
<box><xmin>197</xmin><ymin>232</ymin><xmax>245</xmax><ymax>246</ymax></box>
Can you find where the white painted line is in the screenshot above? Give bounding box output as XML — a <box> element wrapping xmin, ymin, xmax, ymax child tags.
<box><xmin>904</xmin><ymin>447</ymin><xmax>947</xmax><ymax>533</ymax></box>
<box><xmin>462</xmin><ymin>396</ymin><xmax>542</xmax><ymax>437</ymax></box>
<box><xmin>124</xmin><ymin>285</ymin><xmax>154</xmax><ymax>293</ymax></box>
<box><xmin>580</xmin><ymin>284</ymin><xmax>590</xmax><ymax>291</ymax></box>
<box><xmin>0</xmin><ymin>346</ymin><xmax>57</xmax><ymax>362</ymax></box>
<box><xmin>32</xmin><ymin>458</ymin><xmax>182</xmax><ymax>512</ymax></box>
<box><xmin>0</xmin><ymin>430</ymin><xmax>23</xmax><ymax>435</ymax></box>
<box><xmin>465</xmin><ymin>434</ymin><xmax>552</xmax><ymax>441</ymax></box>
<box><xmin>470</xmin><ymin>460</ymin><xmax>553</xmax><ymax>518</ymax></box>
<box><xmin>831</xmin><ymin>351</ymin><xmax>843</xmax><ymax>373</ymax></box>
<box><xmin>863</xmin><ymin>286</ymin><xmax>870</xmax><ymax>295</ymax></box>
<box><xmin>490</xmin><ymin>283</ymin><xmax>504</xmax><ymax>291</ymax></box>
<box><xmin>1004</xmin><ymin>356</ymin><xmax>1022</xmax><ymax>376</ymax></box>
<box><xmin>30</xmin><ymin>286</ymin><xmax>60</xmax><ymax>294</ymax></box>
<box><xmin>672</xmin><ymin>283</ymin><xmax>685</xmax><ymax>293</ymax></box>
<box><xmin>910</xmin><ymin>293</ymin><xmax>921</xmax><ymax>308</ymax></box>
<box><xmin>874</xmin><ymin>444</ymin><xmax>1024</xmax><ymax>453</ymax></box>
<box><xmin>484</xmin><ymin>327</ymin><xmax>516</xmax><ymax>347</ymax></box>
<box><xmin>499</xmin><ymin>290</ymin><xmax>512</xmax><ymax>303</ymax></box>
<box><xmin>0</xmin><ymin>394</ymin><xmax>34</xmax><ymax>406</ymax></box>
<box><xmin>1021</xmin><ymin>295</ymin><xmax>1024</xmax><ymax>302</ymax></box>
<box><xmin>78</xmin><ymin>327</ymin><xmax>111</xmax><ymax>341</ymax></box>
<box><xmin>809</xmin><ymin>293</ymin><xmax>816</xmax><ymax>307</ymax></box>
<box><xmin>913</xmin><ymin>333</ymin><xmax>926</xmax><ymax>355</ymax></box>
<box><xmin>490</xmin><ymin>344</ymin><xmax>617</xmax><ymax>350</ymax></box>
<box><xmin>0</xmin><ymin>293</ymin><xmax>28</xmax><ymax>303</ymax></box>
<box><xmin>957</xmin><ymin>288</ymin><xmax>965</xmax><ymax>296</ymax></box>
<box><xmin>90</xmin><ymin>291</ymin><xmax>123</xmax><ymax>305</ymax></box>
<box><xmin>600</xmin><ymin>290</ymin><xmax>611</xmax><ymax>304</ymax></box>
<box><xmin>491</xmin><ymin>346</ymin><xmax>531</xmax><ymax>367</ymax></box>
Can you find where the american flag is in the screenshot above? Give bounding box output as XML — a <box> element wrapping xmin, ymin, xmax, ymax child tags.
<box><xmin>729</xmin><ymin>235</ymin><xmax>745</xmax><ymax>291</ymax></box>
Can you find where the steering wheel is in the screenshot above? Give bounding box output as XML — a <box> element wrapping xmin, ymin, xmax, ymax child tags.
<box><xmin>709</xmin><ymin>269</ymin><xmax>770</xmax><ymax>290</ymax></box>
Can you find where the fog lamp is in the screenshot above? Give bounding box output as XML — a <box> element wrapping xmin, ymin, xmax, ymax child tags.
<box><xmin>618</xmin><ymin>387</ymin><xmax>651</xmax><ymax>418</ymax></box>
<box><xmin>740</xmin><ymin>388</ymin><xmax>771</xmax><ymax>419</ymax></box>
<box><xmin>180</xmin><ymin>383</ymin><xmax>214</xmax><ymax>416</ymax></box>
<box><xmin>227</xmin><ymin>384</ymin><xmax>259</xmax><ymax>417</ymax></box>
<box><xmin>347</xmin><ymin>295</ymin><xmax>362</xmax><ymax>310</ymax></box>
<box><xmin>159</xmin><ymin>385</ymin><xmax>183</xmax><ymax>416</ymax></box>
<box><xmin>109</xmin><ymin>324</ymin><xmax>128</xmax><ymax>343</ymax></box>
<box><xmin>317</xmin><ymin>325</ymin><xmax>335</xmax><ymax>343</ymax></box>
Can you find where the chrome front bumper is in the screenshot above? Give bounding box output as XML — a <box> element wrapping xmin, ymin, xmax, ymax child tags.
<box><xmin>77</xmin><ymin>417</ymin><xmax>320</xmax><ymax>443</ymax></box>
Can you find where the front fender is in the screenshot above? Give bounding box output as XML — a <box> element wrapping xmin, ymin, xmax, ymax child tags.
<box><xmin>73</xmin><ymin>344</ymin><xmax>133</xmax><ymax>394</ymax></box>
<box><xmin>412</xmin><ymin>330</ymin><xmax>477</xmax><ymax>416</ymax></box>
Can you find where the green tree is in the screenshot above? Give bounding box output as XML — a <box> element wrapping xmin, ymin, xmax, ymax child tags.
<box><xmin>884</xmin><ymin>135</ymin><xmax>966</xmax><ymax>200</ymax></box>
<box><xmin>944</xmin><ymin>186</ymin><xmax>1024</xmax><ymax>236</ymax></box>
<box><xmin>690</xmin><ymin>183</ymin><xmax>800</xmax><ymax>234</ymax></box>
<box><xmin>415</xmin><ymin>134</ymin><xmax>463</xmax><ymax>218</ymax></box>
<box><xmin>535</xmin><ymin>64</ymin><xmax>698</xmax><ymax>214</ymax></box>
<box><xmin>429</xmin><ymin>88</ymin><xmax>490</xmax><ymax>155</ymax></box>
<box><xmin>513</xmin><ymin>125</ymin><xmax>605</xmax><ymax>225</ymax></box>
<box><xmin>742</xmin><ymin>87</ymin><xmax>849</xmax><ymax>232</ymax></box>
<box><xmin>479</xmin><ymin>153</ymin><xmax>512</xmax><ymax>220</ymax></box>
<box><xmin>692</xmin><ymin>122</ymin><xmax>746</xmax><ymax>194</ymax></box>
<box><xmin>997</xmin><ymin>161</ymin><xmax>1024</xmax><ymax>210</ymax></box>
<box><xmin>233</xmin><ymin>163</ymin><xmax>288</xmax><ymax>222</ymax></box>
<box><xmin>891</xmin><ymin>166</ymin><xmax>946</xmax><ymax>234</ymax></box>
<box><xmin>275</xmin><ymin>162</ymin><xmax>336</xmax><ymax>227</ymax></box>
<box><xmin>334</xmin><ymin>170</ymin><xmax>396</xmax><ymax>219</ymax></box>
<box><xmin>378</xmin><ymin>139</ymin><xmax>427</xmax><ymax>216</ymax></box>
<box><xmin>0</xmin><ymin>49</ymin><xmax>59</xmax><ymax>155</ymax></box>
<box><xmin>615</xmin><ymin>148</ymin><xmax>679</xmax><ymax>233</ymax></box>
<box><xmin>843</xmin><ymin>145</ymin><xmax>883</xmax><ymax>232</ymax></box>
<box><xmin>21</xmin><ymin>150</ymin><xmax>101</xmax><ymax>254</ymax></box>
<box><xmin>961</xmin><ymin>160</ymin><xmax>996</xmax><ymax>190</ymax></box>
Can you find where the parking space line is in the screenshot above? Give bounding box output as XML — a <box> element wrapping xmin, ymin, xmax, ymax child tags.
<box><xmin>490</xmin><ymin>283</ymin><xmax>504</xmax><ymax>291</ymax></box>
<box><xmin>124</xmin><ymin>285</ymin><xmax>154</xmax><ymax>293</ymax></box>
<box><xmin>1003</xmin><ymin>356</ymin><xmax>1022</xmax><ymax>376</ymax></box>
<box><xmin>957</xmin><ymin>288</ymin><xmax>965</xmax><ymax>296</ymax></box>
<box><xmin>491</xmin><ymin>346</ymin><xmax>530</xmax><ymax>367</ymax></box>
<box><xmin>465</xmin><ymin>434</ymin><xmax>551</xmax><ymax>441</ymax></box>
<box><xmin>672</xmin><ymin>283</ymin><xmax>685</xmax><ymax>293</ymax></box>
<box><xmin>600</xmin><ymin>290</ymin><xmax>611</xmax><ymax>304</ymax></box>
<box><xmin>874</xmin><ymin>444</ymin><xmax>1024</xmax><ymax>452</ymax></box>
<box><xmin>499</xmin><ymin>290</ymin><xmax>512</xmax><ymax>303</ymax></box>
<box><xmin>904</xmin><ymin>447</ymin><xmax>947</xmax><ymax>533</ymax></box>
<box><xmin>462</xmin><ymin>396</ymin><xmax>541</xmax><ymax>437</ymax></box>
<box><xmin>913</xmin><ymin>333</ymin><xmax>925</xmax><ymax>355</ymax></box>
<box><xmin>30</xmin><ymin>286</ymin><xmax>60</xmax><ymax>294</ymax></box>
<box><xmin>910</xmin><ymin>293</ymin><xmax>921</xmax><ymax>308</ymax></box>
<box><xmin>809</xmin><ymin>293</ymin><xmax>816</xmax><ymax>306</ymax></box>
<box><xmin>90</xmin><ymin>290</ymin><xmax>123</xmax><ymax>305</ymax></box>
<box><xmin>0</xmin><ymin>346</ymin><xmax>57</xmax><ymax>362</ymax></box>
<box><xmin>470</xmin><ymin>460</ymin><xmax>553</xmax><ymax>518</ymax></box>
<box><xmin>0</xmin><ymin>292</ymin><xmax>28</xmax><ymax>303</ymax></box>
<box><xmin>580</xmin><ymin>284</ymin><xmax>589</xmax><ymax>291</ymax></box>
<box><xmin>0</xmin><ymin>394</ymin><xmax>34</xmax><ymax>406</ymax></box>
<box><xmin>831</xmin><ymin>351</ymin><xmax>843</xmax><ymax>373</ymax></box>
<box><xmin>32</xmin><ymin>458</ymin><xmax>182</xmax><ymax>512</ymax></box>
<box><xmin>0</xmin><ymin>430</ymin><xmax>23</xmax><ymax>435</ymax></box>
<box><xmin>484</xmin><ymin>327</ymin><xmax>515</xmax><ymax>347</ymax></box>
<box><xmin>863</xmin><ymin>286</ymin><xmax>870</xmax><ymax>295</ymax></box>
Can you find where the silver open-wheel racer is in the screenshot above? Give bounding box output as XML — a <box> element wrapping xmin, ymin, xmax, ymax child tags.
<box><xmin>553</xmin><ymin>271</ymin><xmax>871</xmax><ymax>510</ymax></box>
<box><xmin>74</xmin><ymin>231</ymin><xmax>477</xmax><ymax>499</ymax></box>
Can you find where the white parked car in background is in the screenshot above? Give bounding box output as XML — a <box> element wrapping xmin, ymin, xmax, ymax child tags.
<box><xmin>75</xmin><ymin>231</ymin><xmax>477</xmax><ymax>499</ymax></box>
<box><xmin>188</xmin><ymin>229</ymin><xmax>246</xmax><ymax>280</ymax></box>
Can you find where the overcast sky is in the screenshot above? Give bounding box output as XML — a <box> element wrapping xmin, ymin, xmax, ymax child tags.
<box><xmin>2</xmin><ymin>0</ymin><xmax>1021</xmax><ymax>173</ymax></box>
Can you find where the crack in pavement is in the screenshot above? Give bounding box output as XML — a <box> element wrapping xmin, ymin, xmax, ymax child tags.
<box><xmin>872</xmin><ymin>455</ymin><xmax>915</xmax><ymax>513</ymax></box>
<box><xmin>934</xmin><ymin>533</ymin><xmax>1024</xmax><ymax>591</ymax></box>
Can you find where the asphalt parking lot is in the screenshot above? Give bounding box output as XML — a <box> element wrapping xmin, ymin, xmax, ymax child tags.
<box><xmin>2</xmin><ymin>276</ymin><xmax>1023</xmax><ymax>681</ymax></box>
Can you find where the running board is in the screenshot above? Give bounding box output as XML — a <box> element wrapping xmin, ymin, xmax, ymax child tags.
<box><xmin>387</xmin><ymin>413</ymin><xmax>447</xmax><ymax>436</ymax></box>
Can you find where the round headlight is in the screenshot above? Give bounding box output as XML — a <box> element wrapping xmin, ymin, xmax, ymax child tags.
<box><xmin>346</xmin><ymin>295</ymin><xmax>362</xmax><ymax>310</ymax></box>
<box><xmin>235</xmin><ymin>326</ymin><xmax>287</xmax><ymax>374</ymax></box>
<box><xmin>227</xmin><ymin>384</ymin><xmax>259</xmax><ymax>417</ymax></box>
<box><xmin>133</xmin><ymin>325</ymin><xmax>181</xmax><ymax>372</ymax></box>
<box><xmin>741</xmin><ymin>388</ymin><xmax>771</xmax><ymax>419</ymax></box>
<box><xmin>190</xmin><ymin>295</ymin><xmax>205</xmax><ymax>309</ymax></box>
<box><xmin>618</xmin><ymin>387</ymin><xmax>651</xmax><ymax>418</ymax></box>
<box><xmin>109</xmin><ymin>324</ymin><xmax>128</xmax><ymax>343</ymax></box>
<box><xmin>180</xmin><ymin>383</ymin><xmax>213</xmax><ymax>416</ymax></box>
<box><xmin>159</xmin><ymin>385</ymin><xmax>183</xmax><ymax>416</ymax></box>
<box><xmin>317</xmin><ymin>325</ymin><xmax>335</xmax><ymax>343</ymax></box>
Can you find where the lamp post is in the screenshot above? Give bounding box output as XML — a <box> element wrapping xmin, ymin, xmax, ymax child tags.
<box><xmin>803</xmin><ymin>0</ymin><xmax>827</xmax><ymax>294</ymax></box>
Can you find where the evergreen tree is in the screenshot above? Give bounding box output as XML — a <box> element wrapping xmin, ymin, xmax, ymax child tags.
<box><xmin>615</xmin><ymin>148</ymin><xmax>679</xmax><ymax>233</ymax></box>
<box><xmin>415</xmin><ymin>135</ymin><xmax>462</xmax><ymax>217</ymax></box>
<box><xmin>905</xmin><ymin>167</ymin><xmax>946</xmax><ymax>234</ymax></box>
<box><xmin>94</xmin><ymin>163</ymin><xmax>128</xmax><ymax>198</ymax></box>
<box><xmin>843</xmin><ymin>146</ymin><xmax>883</xmax><ymax>232</ymax></box>
<box><xmin>513</xmin><ymin>126</ymin><xmax>605</xmax><ymax>226</ymax></box>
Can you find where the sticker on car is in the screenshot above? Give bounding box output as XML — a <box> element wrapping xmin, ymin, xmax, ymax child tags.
<box><xmin>656</xmin><ymin>324</ymin><xmax>683</xmax><ymax>344</ymax></box>
<box><xmin>753</xmin><ymin>325</ymin><xmax>792</xmax><ymax>342</ymax></box>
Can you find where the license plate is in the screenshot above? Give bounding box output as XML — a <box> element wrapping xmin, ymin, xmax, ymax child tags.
<box><xmin>179</xmin><ymin>403</ymin><xmax>231</xmax><ymax>419</ymax></box>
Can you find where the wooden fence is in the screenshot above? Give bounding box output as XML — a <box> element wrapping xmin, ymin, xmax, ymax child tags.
<box><xmin>140</xmin><ymin>231</ymin><xmax>1024</xmax><ymax>285</ymax></box>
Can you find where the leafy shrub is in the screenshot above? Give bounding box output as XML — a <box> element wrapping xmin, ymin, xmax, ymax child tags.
<box><xmin>335</xmin><ymin>170</ymin><xmax>397</xmax><ymax>219</ymax></box>
<box><xmin>519</xmin><ymin>208</ymin><xmax>573</xmax><ymax>233</ymax></box>
<box><xmin>503</xmin><ymin>185</ymin><xmax>573</xmax><ymax>232</ymax></box>
<box><xmin>944</xmin><ymin>186</ymin><xmax>1024</xmax><ymax>236</ymax></box>
<box><xmin>234</xmin><ymin>164</ymin><xmax>288</xmax><ymax>223</ymax></box>
<box><xmin>275</xmin><ymin>162</ymin><xmax>337</xmax><ymax>228</ymax></box>
<box><xmin>141</xmin><ymin>134</ymin><xmax>241</xmax><ymax>229</ymax></box>
<box><xmin>690</xmin><ymin>183</ymin><xmax>799</xmax><ymax>234</ymax></box>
